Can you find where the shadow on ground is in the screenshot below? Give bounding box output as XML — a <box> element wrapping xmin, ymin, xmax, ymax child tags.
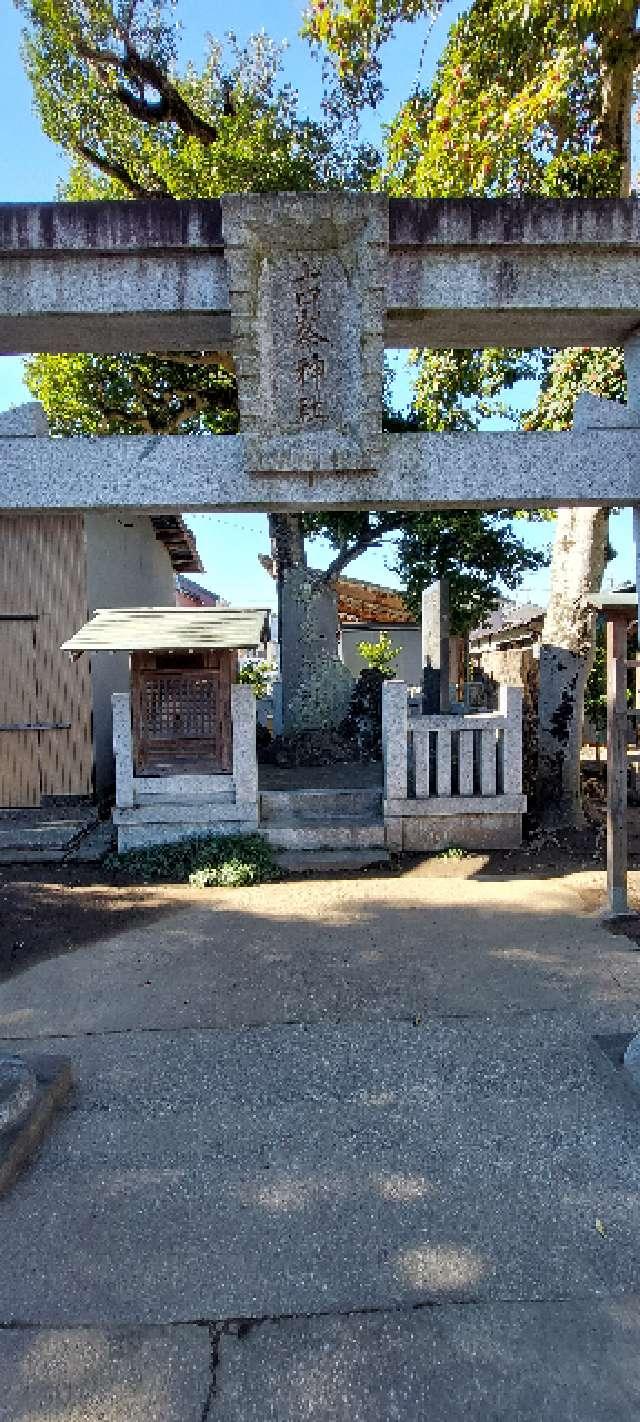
<box><xmin>0</xmin><ymin>870</ymin><xmax>183</xmax><ymax>982</ymax></box>
<box><xmin>1</xmin><ymin>868</ymin><xmax>639</xmax><ymax>1037</ymax></box>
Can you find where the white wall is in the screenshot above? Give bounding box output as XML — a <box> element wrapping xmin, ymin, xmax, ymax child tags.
<box><xmin>340</xmin><ymin>623</ymin><xmax>422</xmax><ymax>688</ymax></box>
<box><xmin>84</xmin><ymin>515</ymin><xmax>176</xmax><ymax>792</ymax></box>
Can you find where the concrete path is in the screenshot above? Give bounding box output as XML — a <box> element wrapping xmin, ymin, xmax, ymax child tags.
<box><xmin>1</xmin><ymin>866</ymin><xmax>640</xmax><ymax>1417</ymax></box>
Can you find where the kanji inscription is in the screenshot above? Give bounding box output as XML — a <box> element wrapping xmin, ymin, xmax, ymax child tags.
<box><xmin>222</xmin><ymin>193</ymin><xmax>387</xmax><ymax>475</ymax></box>
<box><xmin>295</xmin><ymin>261</ymin><xmax>329</xmax><ymax>425</ymax></box>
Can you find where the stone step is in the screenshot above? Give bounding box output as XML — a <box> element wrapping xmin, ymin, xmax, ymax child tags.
<box><xmin>0</xmin><ymin>823</ymin><xmax>88</xmax><ymax>852</ymax></box>
<box><xmin>115</xmin><ymin>800</ymin><xmax>253</xmax><ymax>826</ymax></box>
<box><xmin>263</xmin><ymin>819</ymin><xmax>386</xmax><ymax>851</ymax></box>
<box><xmin>0</xmin><ymin>850</ymin><xmax>68</xmax><ymax>865</ymax></box>
<box><xmin>131</xmin><ymin>799</ymin><xmax>236</xmax><ymax>814</ymax></box>
<box><xmin>134</xmin><ymin>775</ymin><xmax>234</xmax><ymax>800</ymax></box>
<box><xmin>260</xmin><ymin>788</ymin><xmax>383</xmax><ymax>823</ymax></box>
<box><xmin>276</xmin><ymin>847</ymin><xmax>391</xmax><ymax>874</ymax></box>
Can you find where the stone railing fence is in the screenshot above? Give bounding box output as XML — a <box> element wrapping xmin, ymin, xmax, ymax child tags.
<box><xmin>382</xmin><ymin>680</ymin><xmax>525</xmax><ymax>851</ymax></box>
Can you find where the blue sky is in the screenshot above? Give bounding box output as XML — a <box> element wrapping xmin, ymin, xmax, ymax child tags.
<box><xmin>0</xmin><ymin>0</ymin><xmax>634</xmax><ymax>608</ymax></box>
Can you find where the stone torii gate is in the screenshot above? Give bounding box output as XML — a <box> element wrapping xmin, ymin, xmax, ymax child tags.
<box><xmin>1</xmin><ymin>191</ymin><xmax>640</xmax><ymax>915</ymax></box>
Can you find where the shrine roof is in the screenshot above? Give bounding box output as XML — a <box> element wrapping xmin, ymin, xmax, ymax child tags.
<box><xmin>61</xmin><ymin>606</ymin><xmax>269</xmax><ymax>654</ymax></box>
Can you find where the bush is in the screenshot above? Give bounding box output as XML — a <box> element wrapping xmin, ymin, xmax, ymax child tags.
<box><xmin>107</xmin><ymin>833</ymin><xmax>280</xmax><ymax>887</ymax></box>
<box><xmin>238</xmin><ymin>660</ymin><xmax>271</xmax><ymax>698</ymax></box>
<box><xmin>357</xmin><ymin>631</ymin><xmax>401</xmax><ymax>678</ymax></box>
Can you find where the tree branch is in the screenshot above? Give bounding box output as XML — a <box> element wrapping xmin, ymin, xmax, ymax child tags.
<box><xmin>319</xmin><ymin>536</ymin><xmax>382</xmax><ymax>584</ymax></box>
<box><xmin>153</xmin><ymin>350</ymin><xmax>236</xmax><ymax>376</ymax></box>
<box><xmin>70</xmin><ymin>139</ymin><xmax>161</xmax><ymax>195</ymax></box>
<box><xmin>75</xmin><ymin>34</ymin><xmax>220</xmax><ymax>144</ymax></box>
<box><xmin>316</xmin><ymin>514</ymin><xmax>400</xmax><ymax>584</ymax></box>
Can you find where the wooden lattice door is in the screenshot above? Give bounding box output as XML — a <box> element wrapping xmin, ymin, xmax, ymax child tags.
<box><xmin>132</xmin><ymin>653</ymin><xmax>232</xmax><ymax>774</ymax></box>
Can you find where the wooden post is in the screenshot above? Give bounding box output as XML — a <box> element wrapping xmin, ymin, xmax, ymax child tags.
<box><xmin>607</xmin><ymin>615</ymin><xmax>628</xmax><ymax>915</ymax></box>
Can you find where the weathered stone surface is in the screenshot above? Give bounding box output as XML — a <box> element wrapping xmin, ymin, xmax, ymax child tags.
<box><xmin>382</xmin><ymin>680</ymin><xmax>408</xmax><ymax>802</ymax></box>
<box><xmin>0</xmin><ymin>1056</ymin><xmax>37</xmax><ymax>1132</ymax></box>
<box><xmin>0</xmin><ymin>401</ymin><xmax>48</xmax><ymax>435</ymax></box>
<box><xmin>222</xmin><ymin>193</ymin><xmax>386</xmax><ymax>474</ymax></box>
<box><xmin>387</xmin><ymin>195</ymin><xmax>640</xmax><ymax>246</ymax></box>
<box><xmin>116</xmin><ymin>820</ymin><xmax>258</xmax><ymax>853</ymax></box>
<box><xmin>3</xmin><ymin>428</ymin><xmax>640</xmax><ymax>515</ymax></box>
<box><xmin>231</xmin><ymin>682</ymin><xmax>259</xmax><ymax>812</ymax></box>
<box><xmin>111</xmin><ymin>693</ymin><xmax>133</xmax><ymax>810</ymax></box>
<box><xmin>573</xmin><ymin>392</ymin><xmax>639</xmax><ymax>430</ymax></box>
<box><xmin>278</xmin><ymin>567</ymin><xmax>352</xmax><ymax>734</ymax></box>
<box><xmin>421</xmin><ymin>580</ymin><xmax>450</xmax><ymax>713</ymax></box>
<box><xmin>388</xmin><ymin>809</ymin><xmax>523</xmax><ymax>852</ymax></box>
<box><xmin>4</xmin><ymin>196</ymin><xmax>640</xmax><ymax>352</ymax></box>
<box><xmin>500</xmin><ymin>684</ymin><xmax>523</xmax><ymax>796</ymax></box>
<box><xmin>623</xmin><ymin>1032</ymin><xmax>640</xmax><ymax>1089</ymax></box>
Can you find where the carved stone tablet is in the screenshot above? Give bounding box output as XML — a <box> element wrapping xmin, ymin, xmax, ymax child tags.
<box><xmin>222</xmin><ymin>193</ymin><xmax>387</xmax><ymax>475</ymax></box>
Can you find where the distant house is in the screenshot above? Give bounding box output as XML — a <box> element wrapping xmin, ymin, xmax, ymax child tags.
<box><xmin>334</xmin><ymin>575</ymin><xmax>422</xmax><ymax>686</ymax></box>
<box><xmin>175</xmin><ymin>574</ymin><xmax>226</xmax><ymax>609</ymax></box>
<box><xmin>469</xmin><ymin>601</ymin><xmax>545</xmax><ymax>659</ymax></box>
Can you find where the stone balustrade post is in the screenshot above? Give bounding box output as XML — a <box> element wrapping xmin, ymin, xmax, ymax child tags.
<box><xmin>382</xmin><ymin>679</ymin><xmax>408</xmax><ymax>802</ymax></box>
<box><xmin>112</xmin><ymin>692</ymin><xmax>134</xmax><ymax>809</ymax></box>
<box><xmin>499</xmin><ymin>684</ymin><xmax>523</xmax><ymax>795</ymax></box>
<box><xmin>231</xmin><ymin>683</ymin><xmax>258</xmax><ymax>810</ymax></box>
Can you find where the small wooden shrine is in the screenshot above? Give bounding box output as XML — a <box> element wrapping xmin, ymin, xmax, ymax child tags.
<box><xmin>62</xmin><ymin>606</ymin><xmax>269</xmax><ymax>779</ymax></box>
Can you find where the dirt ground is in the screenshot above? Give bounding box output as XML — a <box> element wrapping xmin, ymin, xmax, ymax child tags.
<box><xmin>0</xmin><ymin>823</ymin><xmax>637</xmax><ymax>984</ymax></box>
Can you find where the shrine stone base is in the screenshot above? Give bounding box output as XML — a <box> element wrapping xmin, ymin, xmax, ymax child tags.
<box><xmin>385</xmin><ymin>808</ymin><xmax>523</xmax><ymax>854</ymax></box>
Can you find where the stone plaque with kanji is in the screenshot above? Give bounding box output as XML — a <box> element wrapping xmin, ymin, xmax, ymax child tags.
<box><xmin>222</xmin><ymin>193</ymin><xmax>386</xmax><ymax>475</ymax></box>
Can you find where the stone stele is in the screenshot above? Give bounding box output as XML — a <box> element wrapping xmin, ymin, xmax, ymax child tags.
<box><xmin>221</xmin><ymin>192</ymin><xmax>387</xmax><ymax>476</ymax></box>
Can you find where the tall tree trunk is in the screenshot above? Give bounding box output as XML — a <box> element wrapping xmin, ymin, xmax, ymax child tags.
<box><xmin>598</xmin><ymin>1</ymin><xmax>638</xmax><ymax>196</ymax></box>
<box><xmin>536</xmin><ymin>9</ymin><xmax>637</xmax><ymax>822</ymax></box>
<box><xmin>537</xmin><ymin>507</ymin><xmax>609</xmax><ymax>823</ymax></box>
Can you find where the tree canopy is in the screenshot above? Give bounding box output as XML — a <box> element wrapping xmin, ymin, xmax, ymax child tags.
<box><xmin>16</xmin><ymin>0</ymin><xmax>545</xmax><ymax>629</ymax></box>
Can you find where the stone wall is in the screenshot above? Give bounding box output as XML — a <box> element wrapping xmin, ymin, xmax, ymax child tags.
<box><xmin>85</xmin><ymin>514</ymin><xmax>176</xmax><ymax>793</ymax></box>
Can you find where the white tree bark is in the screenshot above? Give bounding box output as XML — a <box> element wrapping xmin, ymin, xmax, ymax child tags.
<box><xmin>536</xmin><ymin>7</ymin><xmax>636</xmax><ymax>824</ymax></box>
<box><xmin>537</xmin><ymin>506</ymin><xmax>609</xmax><ymax>823</ymax></box>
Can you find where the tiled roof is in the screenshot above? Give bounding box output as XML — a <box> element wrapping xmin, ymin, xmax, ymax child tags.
<box><xmin>469</xmin><ymin>601</ymin><xmax>545</xmax><ymax>643</ymax></box>
<box><xmin>150</xmin><ymin>515</ymin><xmax>203</xmax><ymax>573</ymax></box>
<box><xmin>175</xmin><ymin>574</ymin><xmax>225</xmax><ymax>606</ymax></box>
